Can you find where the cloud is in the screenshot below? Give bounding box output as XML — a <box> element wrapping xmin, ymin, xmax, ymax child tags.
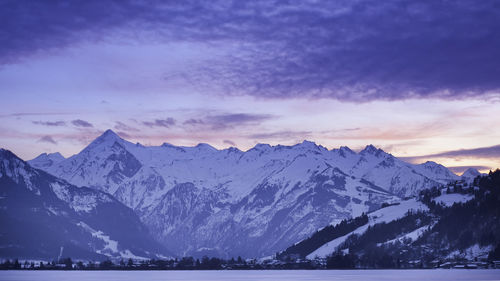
<box><xmin>223</xmin><ymin>139</ymin><xmax>236</xmax><ymax>146</ymax></box>
<box><xmin>3</xmin><ymin>1</ymin><xmax>500</xmax><ymax>101</ymax></box>
<box><xmin>37</xmin><ymin>135</ymin><xmax>57</xmax><ymax>144</ymax></box>
<box><xmin>0</xmin><ymin>112</ymin><xmax>71</xmax><ymax>118</ymax></box>
<box><xmin>32</xmin><ymin>120</ymin><xmax>66</xmax><ymax>127</ymax></box>
<box><xmin>182</xmin><ymin>113</ymin><xmax>273</xmax><ymax>130</ymax></box>
<box><xmin>71</xmin><ymin>119</ymin><xmax>94</xmax><ymax>128</ymax></box>
<box><xmin>143</xmin><ymin>118</ymin><xmax>176</xmax><ymax>128</ymax></box>
<box><xmin>114</xmin><ymin>121</ymin><xmax>139</xmax><ymax>132</ymax></box>
<box><xmin>116</xmin><ymin>131</ymin><xmax>131</xmax><ymax>139</ymax></box>
<box><xmin>204</xmin><ymin>113</ymin><xmax>273</xmax><ymax>130</ymax></box>
<box><xmin>183</xmin><ymin>119</ymin><xmax>204</xmax><ymax>126</ymax></box>
<box><xmin>249</xmin><ymin>130</ymin><xmax>312</xmax><ymax>140</ymax></box>
<box><xmin>403</xmin><ymin>144</ymin><xmax>500</xmax><ymax>162</ymax></box>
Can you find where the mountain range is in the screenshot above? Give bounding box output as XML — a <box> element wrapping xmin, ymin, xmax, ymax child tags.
<box><xmin>0</xmin><ymin>149</ymin><xmax>168</xmax><ymax>260</ymax></box>
<box><xmin>13</xmin><ymin>129</ymin><xmax>467</xmax><ymax>258</ymax></box>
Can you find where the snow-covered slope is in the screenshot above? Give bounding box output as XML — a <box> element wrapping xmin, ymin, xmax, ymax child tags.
<box><xmin>28</xmin><ymin>130</ymin><xmax>459</xmax><ymax>257</ymax></box>
<box><xmin>306</xmin><ymin>199</ymin><xmax>429</xmax><ymax>259</ymax></box>
<box><xmin>0</xmin><ymin>149</ymin><xmax>168</xmax><ymax>260</ymax></box>
<box><xmin>433</xmin><ymin>193</ymin><xmax>474</xmax><ymax>207</ymax></box>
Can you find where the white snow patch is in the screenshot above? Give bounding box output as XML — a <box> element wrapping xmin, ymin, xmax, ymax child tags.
<box><xmin>446</xmin><ymin>244</ymin><xmax>493</xmax><ymax>260</ymax></box>
<box><xmin>77</xmin><ymin>222</ymin><xmax>146</xmax><ymax>260</ymax></box>
<box><xmin>433</xmin><ymin>193</ymin><xmax>473</xmax><ymax>207</ymax></box>
<box><xmin>381</xmin><ymin>225</ymin><xmax>430</xmax><ymax>245</ymax></box>
<box><xmin>77</xmin><ymin>222</ymin><xmax>119</xmax><ymax>254</ymax></box>
<box><xmin>50</xmin><ymin>182</ymin><xmax>71</xmax><ymax>202</ymax></box>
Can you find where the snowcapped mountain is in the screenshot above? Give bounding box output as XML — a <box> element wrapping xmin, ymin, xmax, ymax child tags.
<box><xmin>461</xmin><ymin>168</ymin><xmax>482</xmax><ymax>182</ymax></box>
<box><xmin>28</xmin><ymin>130</ymin><xmax>460</xmax><ymax>258</ymax></box>
<box><xmin>29</xmin><ymin>152</ymin><xmax>65</xmax><ymax>170</ymax></box>
<box><xmin>0</xmin><ymin>149</ymin><xmax>168</xmax><ymax>260</ymax></box>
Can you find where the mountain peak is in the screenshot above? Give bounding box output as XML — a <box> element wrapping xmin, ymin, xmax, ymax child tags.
<box><xmin>295</xmin><ymin>140</ymin><xmax>320</xmax><ymax>150</ymax></box>
<box><xmin>161</xmin><ymin>142</ymin><xmax>174</xmax><ymax>148</ymax></box>
<box><xmin>252</xmin><ymin>143</ymin><xmax>272</xmax><ymax>151</ymax></box>
<box><xmin>28</xmin><ymin>152</ymin><xmax>65</xmax><ymax>169</ymax></box>
<box><xmin>195</xmin><ymin>143</ymin><xmax>217</xmax><ymax>151</ymax></box>
<box><xmin>462</xmin><ymin>167</ymin><xmax>481</xmax><ymax>178</ymax></box>
<box><xmin>360</xmin><ymin>144</ymin><xmax>383</xmax><ymax>155</ymax></box>
<box><xmin>32</xmin><ymin>152</ymin><xmax>65</xmax><ymax>161</ymax></box>
<box><xmin>363</xmin><ymin>144</ymin><xmax>377</xmax><ymax>151</ymax></box>
<box><xmin>420</xmin><ymin>161</ymin><xmax>447</xmax><ymax>170</ymax></box>
<box><xmin>0</xmin><ymin>149</ymin><xmax>26</xmax><ymax>172</ymax></box>
<box><xmin>101</xmin><ymin>129</ymin><xmax>120</xmax><ymax>139</ymax></box>
<box><xmin>89</xmin><ymin>129</ymin><xmax>123</xmax><ymax>147</ymax></box>
<box><xmin>0</xmin><ymin>148</ymin><xmax>16</xmax><ymax>161</ymax></box>
<box><xmin>339</xmin><ymin>146</ymin><xmax>354</xmax><ymax>153</ymax></box>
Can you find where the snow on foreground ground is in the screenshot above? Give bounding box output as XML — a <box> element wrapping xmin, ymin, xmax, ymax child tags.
<box><xmin>307</xmin><ymin>198</ymin><xmax>428</xmax><ymax>259</ymax></box>
<box><xmin>1</xmin><ymin>270</ymin><xmax>500</xmax><ymax>281</ymax></box>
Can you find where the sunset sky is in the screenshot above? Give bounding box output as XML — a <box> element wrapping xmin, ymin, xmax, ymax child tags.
<box><xmin>1</xmin><ymin>0</ymin><xmax>499</xmax><ymax>173</ymax></box>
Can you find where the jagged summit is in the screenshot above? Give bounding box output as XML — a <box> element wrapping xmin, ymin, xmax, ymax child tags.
<box><xmin>80</xmin><ymin>129</ymin><xmax>127</xmax><ymax>155</ymax></box>
<box><xmin>339</xmin><ymin>146</ymin><xmax>355</xmax><ymax>153</ymax></box>
<box><xmin>32</xmin><ymin>152</ymin><xmax>65</xmax><ymax>161</ymax></box>
<box><xmin>360</xmin><ymin>144</ymin><xmax>378</xmax><ymax>154</ymax></box>
<box><xmin>294</xmin><ymin>140</ymin><xmax>323</xmax><ymax>151</ymax></box>
<box><xmin>29</xmin><ymin>152</ymin><xmax>66</xmax><ymax>170</ymax></box>
<box><xmin>359</xmin><ymin>144</ymin><xmax>389</xmax><ymax>158</ymax></box>
<box><xmin>73</xmin><ymin>130</ymin><xmax>397</xmax><ymax>156</ymax></box>
<box><xmin>94</xmin><ymin>129</ymin><xmax>122</xmax><ymax>143</ymax></box>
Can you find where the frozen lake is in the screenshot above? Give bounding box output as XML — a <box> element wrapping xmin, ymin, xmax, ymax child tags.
<box><xmin>1</xmin><ymin>270</ymin><xmax>499</xmax><ymax>281</ymax></box>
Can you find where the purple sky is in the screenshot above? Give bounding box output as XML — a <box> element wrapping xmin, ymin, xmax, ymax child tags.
<box><xmin>1</xmin><ymin>0</ymin><xmax>500</xmax><ymax>173</ymax></box>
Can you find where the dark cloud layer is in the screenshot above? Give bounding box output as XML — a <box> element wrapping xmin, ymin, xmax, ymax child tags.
<box><xmin>116</xmin><ymin>131</ymin><xmax>131</xmax><ymax>139</ymax></box>
<box><xmin>71</xmin><ymin>119</ymin><xmax>93</xmax><ymax>128</ymax></box>
<box><xmin>2</xmin><ymin>0</ymin><xmax>500</xmax><ymax>101</ymax></box>
<box><xmin>223</xmin><ymin>140</ymin><xmax>236</xmax><ymax>146</ymax></box>
<box><xmin>205</xmin><ymin>113</ymin><xmax>273</xmax><ymax>130</ymax></box>
<box><xmin>183</xmin><ymin>113</ymin><xmax>272</xmax><ymax>130</ymax></box>
<box><xmin>32</xmin><ymin>121</ymin><xmax>66</xmax><ymax>127</ymax></box>
<box><xmin>183</xmin><ymin>119</ymin><xmax>204</xmax><ymax>126</ymax></box>
<box><xmin>37</xmin><ymin>135</ymin><xmax>57</xmax><ymax>144</ymax></box>
<box><xmin>412</xmin><ymin>145</ymin><xmax>500</xmax><ymax>160</ymax></box>
<box><xmin>114</xmin><ymin>121</ymin><xmax>139</xmax><ymax>132</ymax></box>
<box><xmin>143</xmin><ymin>118</ymin><xmax>176</xmax><ymax>128</ymax></box>
<box><xmin>401</xmin><ymin>144</ymin><xmax>500</xmax><ymax>166</ymax></box>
